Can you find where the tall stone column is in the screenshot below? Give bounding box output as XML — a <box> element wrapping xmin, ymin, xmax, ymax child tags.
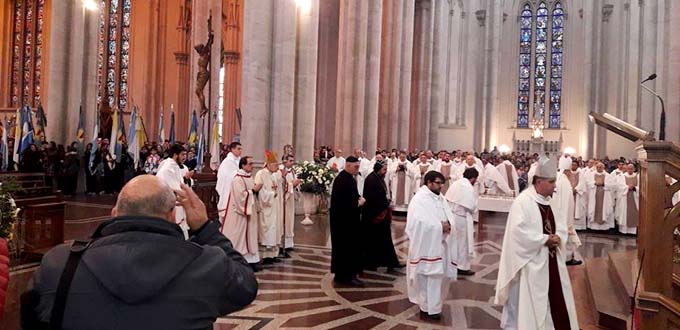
<box><xmin>335</xmin><ymin>0</ymin><xmax>381</xmax><ymax>154</ymax></box>
<box><xmin>429</xmin><ymin>0</ymin><xmax>449</xmax><ymax>150</ymax></box>
<box><xmin>379</xmin><ymin>0</ymin><xmax>404</xmax><ymax>149</ymax></box>
<box><xmin>397</xmin><ymin>0</ymin><xmax>415</xmax><ymax>150</ymax></box>
<box><xmin>241</xmin><ymin>0</ymin><xmax>274</xmax><ymax>161</ymax></box>
<box><xmin>410</xmin><ymin>0</ymin><xmax>433</xmax><ymax>150</ymax></box>
<box><xmin>362</xmin><ymin>0</ymin><xmax>382</xmax><ymax>156</ymax></box>
<box><xmin>221</xmin><ymin>0</ymin><xmax>243</xmax><ymax>143</ymax></box>
<box><xmin>639</xmin><ymin>0</ymin><xmax>658</xmax><ymax>134</ymax></box>
<box><xmin>668</xmin><ymin>0</ymin><xmax>680</xmax><ymax>142</ymax></box>
<box><xmin>314</xmin><ymin>0</ymin><xmax>339</xmax><ymax>148</ymax></box>
<box><xmin>294</xmin><ymin>0</ymin><xmax>320</xmax><ymax>161</ymax></box>
<box><xmin>270</xmin><ymin>0</ymin><xmax>297</xmax><ymax>154</ymax></box>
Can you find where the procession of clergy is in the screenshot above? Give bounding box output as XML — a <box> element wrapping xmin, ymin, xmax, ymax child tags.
<box><xmin>206</xmin><ymin>141</ymin><xmax>647</xmax><ymax>329</ymax></box>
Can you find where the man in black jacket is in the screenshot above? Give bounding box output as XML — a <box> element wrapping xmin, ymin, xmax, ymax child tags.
<box><xmin>21</xmin><ymin>175</ymin><xmax>258</xmax><ymax>329</ymax></box>
<box><xmin>329</xmin><ymin>156</ymin><xmax>366</xmax><ymax>287</ymax></box>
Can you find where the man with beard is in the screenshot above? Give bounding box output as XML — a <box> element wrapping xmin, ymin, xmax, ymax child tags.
<box><xmin>361</xmin><ymin>160</ymin><xmax>404</xmax><ymax>273</ymax></box>
<box><xmin>156</xmin><ymin>143</ymin><xmax>190</xmax><ymax>237</ymax></box>
<box><xmin>330</xmin><ymin>156</ymin><xmax>366</xmax><ymax>286</ymax></box>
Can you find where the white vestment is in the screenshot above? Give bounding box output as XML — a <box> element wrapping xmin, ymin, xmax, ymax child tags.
<box><xmin>155</xmin><ymin>158</ymin><xmax>188</xmax><ymax>237</ymax></box>
<box><xmin>281</xmin><ymin>168</ymin><xmax>297</xmax><ymax>248</ymax></box>
<box><xmin>458</xmin><ymin>163</ymin><xmax>485</xmax><ymax>195</ymax></box>
<box><xmin>495</xmin><ymin>187</ymin><xmax>579</xmax><ymax>330</ymax></box>
<box><xmin>389</xmin><ymin>160</ymin><xmax>414</xmax><ymax>205</ymax></box>
<box><xmin>445</xmin><ymin>179</ymin><xmax>477</xmax><ymax>271</ymax></box>
<box><xmin>555</xmin><ymin>172</ymin><xmax>582</xmax><ymax>249</ymax></box>
<box><xmin>222</xmin><ymin>170</ymin><xmax>260</xmax><ymax>263</ymax></box>
<box><xmin>411</xmin><ymin>161</ymin><xmax>435</xmax><ymax>190</ymax></box>
<box><xmin>216</xmin><ymin>152</ymin><xmax>240</xmax><ymax>216</ymax></box>
<box><xmin>558</xmin><ymin>155</ymin><xmax>572</xmax><ymax>172</ymax></box>
<box><xmin>434</xmin><ymin>161</ymin><xmax>461</xmax><ymax>195</ymax></box>
<box><xmin>483</xmin><ymin>163</ymin><xmax>512</xmax><ymax>195</ymax></box>
<box><xmin>568</xmin><ymin>169</ymin><xmax>588</xmax><ymax>230</ymax></box>
<box><xmin>356</xmin><ymin>157</ymin><xmax>372</xmax><ymax>195</ymax></box>
<box><xmin>406</xmin><ymin>186</ymin><xmax>457</xmax><ymax>315</ymax></box>
<box><xmin>586</xmin><ymin>172</ymin><xmax>619</xmax><ymax>230</ymax></box>
<box><xmin>615</xmin><ymin>173</ymin><xmax>639</xmax><ymax>234</ymax></box>
<box><xmin>255</xmin><ymin>169</ymin><xmax>283</xmax><ymax>258</ymax></box>
<box><xmin>326</xmin><ymin>156</ymin><xmax>346</xmax><ymax>170</ymax></box>
<box><xmin>527</xmin><ymin>162</ymin><xmax>538</xmax><ymax>185</ymax></box>
<box><xmin>496</xmin><ymin>160</ymin><xmax>520</xmax><ymax>196</ymax></box>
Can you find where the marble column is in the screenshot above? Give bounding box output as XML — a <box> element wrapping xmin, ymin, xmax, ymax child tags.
<box><xmin>429</xmin><ymin>0</ymin><xmax>448</xmax><ymax>150</ymax></box>
<box><xmin>639</xmin><ymin>0</ymin><xmax>658</xmax><ymax>134</ymax></box>
<box><xmin>241</xmin><ymin>0</ymin><xmax>274</xmax><ymax>161</ymax></box>
<box><xmin>363</xmin><ymin>0</ymin><xmax>382</xmax><ymax>156</ymax></box>
<box><xmin>221</xmin><ymin>0</ymin><xmax>243</xmax><ymax>143</ymax></box>
<box><xmin>314</xmin><ymin>0</ymin><xmax>339</xmax><ymax>148</ymax></box>
<box><xmin>397</xmin><ymin>0</ymin><xmax>415</xmax><ymax>150</ymax></box>
<box><xmin>335</xmin><ymin>0</ymin><xmax>382</xmax><ymax>153</ymax></box>
<box><xmin>472</xmin><ymin>9</ymin><xmax>485</xmax><ymax>151</ymax></box>
<box><xmin>270</xmin><ymin>0</ymin><xmax>297</xmax><ymax>154</ymax></box>
<box><xmin>483</xmin><ymin>1</ymin><xmax>502</xmax><ymax>149</ymax></box>
<box><xmin>294</xmin><ymin>0</ymin><xmax>320</xmax><ymax>161</ymax></box>
<box><xmin>668</xmin><ymin>0</ymin><xmax>680</xmax><ymax>142</ymax></box>
<box><xmin>411</xmin><ymin>0</ymin><xmax>433</xmax><ymax>150</ymax></box>
<box><xmin>379</xmin><ymin>0</ymin><xmax>404</xmax><ymax>149</ymax></box>
<box><xmin>455</xmin><ymin>10</ymin><xmax>469</xmax><ymax>126</ymax></box>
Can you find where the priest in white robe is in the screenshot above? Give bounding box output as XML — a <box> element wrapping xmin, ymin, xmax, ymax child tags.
<box><xmin>586</xmin><ymin>162</ymin><xmax>619</xmax><ymax>231</ymax></box>
<box><xmin>156</xmin><ymin>144</ymin><xmax>189</xmax><ymax>237</ymax></box>
<box><xmin>216</xmin><ymin>142</ymin><xmax>242</xmax><ymax>221</ymax></box>
<box><xmin>390</xmin><ymin>152</ymin><xmax>414</xmax><ymax>206</ymax></box>
<box><xmin>222</xmin><ymin>156</ymin><xmax>262</xmax><ymax>270</ymax></box>
<box><xmin>411</xmin><ymin>153</ymin><xmax>435</xmax><ymax>190</ymax></box>
<box><xmin>458</xmin><ymin>155</ymin><xmax>485</xmax><ymax>195</ymax></box>
<box><xmin>495</xmin><ymin>156</ymin><xmax>579</xmax><ymax>330</ymax></box>
<box><xmin>326</xmin><ymin>148</ymin><xmax>346</xmax><ymax>171</ymax></box>
<box><xmin>555</xmin><ymin>169</ymin><xmax>583</xmax><ymax>266</ymax></box>
<box><xmin>496</xmin><ymin>157</ymin><xmax>520</xmax><ymax>196</ymax></box>
<box><xmin>482</xmin><ymin>158</ymin><xmax>512</xmax><ymax>196</ymax></box>
<box><xmin>433</xmin><ymin>151</ymin><xmax>460</xmax><ymax>195</ymax></box>
<box><xmin>615</xmin><ymin>164</ymin><xmax>639</xmax><ymax>234</ymax></box>
<box><xmin>565</xmin><ymin>160</ymin><xmax>587</xmax><ymax>231</ymax></box>
<box><xmin>255</xmin><ymin>151</ymin><xmax>284</xmax><ymax>264</ymax></box>
<box><xmin>280</xmin><ymin>155</ymin><xmax>301</xmax><ymax>254</ymax></box>
<box><xmin>445</xmin><ymin>167</ymin><xmax>479</xmax><ymax>276</ymax></box>
<box><xmin>355</xmin><ymin>148</ymin><xmax>372</xmax><ymax>195</ymax></box>
<box><xmin>406</xmin><ymin>171</ymin><xmax>457</xmax><ymax>321</ymax></box>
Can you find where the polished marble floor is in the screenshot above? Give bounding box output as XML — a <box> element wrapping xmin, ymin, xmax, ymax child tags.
<box><xmin>0</xmin><ymin>196</ymin><xmax>638</xmax><ymax>330</ymax></box>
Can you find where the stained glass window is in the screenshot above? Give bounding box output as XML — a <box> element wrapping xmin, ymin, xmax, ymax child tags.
<box><xmin>549</xmin><ymin>2</ymin><xmax>564</xmax><ymax>128</ymax></box>
<box><xmin>516</xmin><ymin>4</ymin><xmax>532</xmax><ymax>128</ymax></box>
<box><xmin>97</xmin><ymin>0</ymin><xmax>132</xmax><ymax>111</ymax></box>
<box><xmin>516</xmin><ymin>1</ymin><xmax>565</xmax><ymax>129</ymax></box>
<box><xmin>10</xmin><ymin>0</ymin><xmax>46</xmax><ymax>107</ymax></box>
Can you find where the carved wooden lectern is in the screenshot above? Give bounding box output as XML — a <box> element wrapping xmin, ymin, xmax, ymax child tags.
<box><xmin>590</xmin><ymin>112</ymin><xmax>680</xmax><ymax>329</ymax></box>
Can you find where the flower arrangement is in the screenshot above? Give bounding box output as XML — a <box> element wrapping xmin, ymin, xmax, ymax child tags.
<box><xmin>293</xmin><ymin>161</ymin><xmax>336</xmax><ymax>195</ymax></box>
<box><xmin>0</xmin><ymin>180</ymin><xmax>20</xmax><ymax>242</ymax></box>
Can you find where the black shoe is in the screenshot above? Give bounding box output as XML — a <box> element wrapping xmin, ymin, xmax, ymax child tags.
<box><xmin>262</xmin><ymin>258</ymin><xmax>274</xmax><ymax>265</ymax></box>
<box><xmin>281</xmin><ymin>251</ymin><xmax>292</xmax><ymax>258</ymax></box>
<box><xmin>285</xmin><ymin>247</ymin><xmax>294</xmax><ymax>252</ymax></box>
<box><xmin>348</xmin><ymin>278</ymin><xmax>365</xmax><ymax>287</ymax></box>
<box><xmin>566</xmin><ymin>259</ymin><xmax>583</xmax><ymax>266</ymax></box>
<box><xmin>272</xmin><ymin>257</ymin><xmax>282</xmax><ymax>263</ymax></box>
<box><xmin>419</xmin><ymin>311</ymin><xmax>441</xmax><ymax>321</ymax></box>
<box><xmin>458</xmin><ymin>269</ymin><xmax>476</xmax><ymax>276</ymax></box>
<box><xmin>250</xmin><ymin>263</ymin><xmax>262</xmax><ymax>272</ymax></box>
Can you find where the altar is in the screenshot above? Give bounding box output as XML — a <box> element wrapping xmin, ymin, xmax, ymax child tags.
<box><xmin>478</xmin><ymin>194</ymin><xmax>514</xmax><ymax>213</ymax></box>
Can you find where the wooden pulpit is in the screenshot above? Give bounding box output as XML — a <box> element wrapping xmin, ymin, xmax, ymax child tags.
<box><xmin>590</xmin><ymin>112</ymin><xmax>680</xmax><ymax>329</ymax></box>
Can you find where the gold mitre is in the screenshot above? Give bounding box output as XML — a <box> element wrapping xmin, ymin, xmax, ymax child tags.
<box><xmin>265</xmin><ymin>150</ymin><xmax>278</xmax><ymax>164</ymax></box>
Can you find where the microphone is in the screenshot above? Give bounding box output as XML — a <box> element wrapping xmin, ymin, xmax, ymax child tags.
<box><xmin>640</xmin><ymin>73</ymin><xmax>657</xmax><ymax>84</ymax></box>
<box><xmin>639</xmin><ymin>73</ymin><xmax>665</xmax><ymax>141</ymax></box>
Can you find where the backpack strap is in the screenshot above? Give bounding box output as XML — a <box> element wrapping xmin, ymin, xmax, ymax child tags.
<box><xmin>49</xmin><ymin>240</ymin><xmax>91</xmax><ymax>330</ymax></box>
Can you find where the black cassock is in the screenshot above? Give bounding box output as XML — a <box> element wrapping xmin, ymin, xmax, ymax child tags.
<box><xmin>330</xmin><ymin>170</ymin><xmax>363</xmax><ymax>280</ymax></box>
<box><xmin>361</xmin><ymin>172</ymin><xmax>399</xmax><ymax>269</ymax></box>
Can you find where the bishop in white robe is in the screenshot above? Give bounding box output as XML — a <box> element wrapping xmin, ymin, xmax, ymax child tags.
<box><xmin>496</xmin><ymin>159</ymin><xmax>520</xmax><ymax>196</ymax></box>
<box><xmin>389</xmin><ymin>154</ymin><xmax>414</xmax><ymax>206</ymax></box>
<box><xmin>445</xmin><ymin>168</ymin><xmax>479</xmax><ymax>275</ymax></box>
<box><xmin>615</xmin><ymin>164</ymin><xmax>639</xmax><ymax>234</ymax></box>
<box><xmin>406</xmin><ymin>172</ymin><xmax>457</xmax><ymax>321</ymax></box>
<box><xmin>495</xmin><ymin>156</ymin><xmax>579</xmax><ymax>330</ymax></box>
<box><xmin>586</xmin><ymin>163</ymin><xmax>619</xmax><ymax>231</ymax></box>
<box><xmin>555</xmin><ymin>171</ymin><xmax>583</xmax><ymax>265</ymax></box>
<box><xmin>222</xmin><ymin>158</ymin><xmax>262</xmax><ymax>267</ymax></box>
<box><xmin>255</xmin><ymin>152</ymin><xmax>284</xmax><ymax>262</ymax></box>
<box><xmin>565</xmin><ymin>161</ymin><xmax>587</xmax><ymax>230</ymax></box>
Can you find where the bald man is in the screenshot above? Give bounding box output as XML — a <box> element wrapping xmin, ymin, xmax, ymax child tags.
<box><xmin>22</xmin><ymin>175</ymin><xmax>258</xmax><ymax>329</ymax></box>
